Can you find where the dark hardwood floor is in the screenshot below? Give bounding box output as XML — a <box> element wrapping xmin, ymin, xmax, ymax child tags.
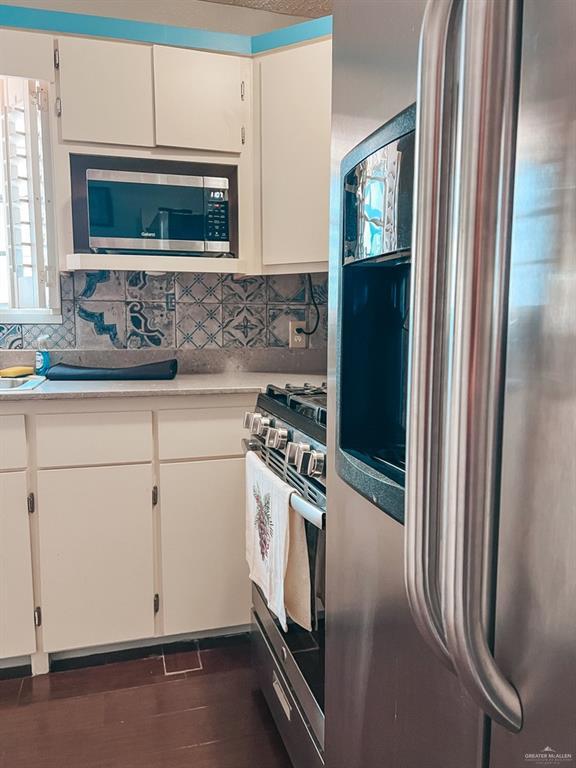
<box><xmin>0</xmin><ymin>637</ymin><xmax>292</xmax><ymax>768</ymax></box>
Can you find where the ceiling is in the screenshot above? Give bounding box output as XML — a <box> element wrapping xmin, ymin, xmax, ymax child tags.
<box><xmin>200</xmin><ymin>0</ymin><xmax>331</xmax><ymax>17</ymax></box>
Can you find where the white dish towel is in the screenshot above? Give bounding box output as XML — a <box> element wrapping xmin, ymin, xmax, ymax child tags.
<box><xmin>245</xmin><ymin>451</ymin><xmax>292</xmax><ymax>630</ymax></box>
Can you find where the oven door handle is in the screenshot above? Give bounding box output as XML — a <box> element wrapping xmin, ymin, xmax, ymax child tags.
<box><xmin>405</xmin><ymin>0</ymin><xmax>456</xmax><ymax>671</ymax></box>
<box><xmin>290</xmin><ymin>493</ymin><xmax>325</xmax><ymax>530</ymax></box>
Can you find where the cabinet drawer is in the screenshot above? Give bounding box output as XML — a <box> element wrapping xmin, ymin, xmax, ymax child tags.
<box><xmin>158</xmin><ymin>407</ymin><xmax>246</xmax><ymax>460</ymax></box>
<box><xmin>0</xmin><ymin>415</ymin><xmax>27</xmax><ymax>470</ymax></box>
<box><xmin>36</xmin><ymin>411</ymin><xmax>153</xmax><ymax>467</ymax></box>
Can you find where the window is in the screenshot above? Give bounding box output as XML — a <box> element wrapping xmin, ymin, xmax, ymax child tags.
<box><xmin>0</xmin><ymin>75</ymin><xmax>59</xmax><ymax>322</ymax></box>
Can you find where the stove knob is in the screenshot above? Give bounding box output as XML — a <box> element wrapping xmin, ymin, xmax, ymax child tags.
<box><xmin>309</xmin><ymin>450</ymin><xmax>326</xmax><ymax>478</ymax></box>
<box><xmin>243</xmin><ymin>411</ymin><xmax>258</xmax><ymax>430</ymax></box>
<box><xmin>266</xmin><ymin>427</ymin><xmax>288</xmax><ymax>450</ymax></box>
<box><xmin>297</xmin><ymin>449</ymin><xmax>325</xmax><ymax>478</ymax></box>
<box><xmin>286</xmin><ymin>441</ymin><xmax>310</xmax><ymax>465</ymax></box>
<box><xmin>254</xmin><ymin>415</ymin><xmax>271</xmax><ymax>437</ymax></box>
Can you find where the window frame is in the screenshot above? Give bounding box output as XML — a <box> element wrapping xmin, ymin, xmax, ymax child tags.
<box><xmin>0</xmin><ymin>75</ymin><xmax>61</xmax><ymax>324</ymax></box>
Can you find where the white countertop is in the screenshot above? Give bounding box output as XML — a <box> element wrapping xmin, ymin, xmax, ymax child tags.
<box><xmin>0</xmin><ymin>372</ymin><xmax>326</xmax><ymax>401</ymax></box>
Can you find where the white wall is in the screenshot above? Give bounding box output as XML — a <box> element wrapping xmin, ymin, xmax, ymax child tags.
<box><xmin>0</xmin><ymin>0</ymin><xmax>308</xmax><ymax>35</ymax></box>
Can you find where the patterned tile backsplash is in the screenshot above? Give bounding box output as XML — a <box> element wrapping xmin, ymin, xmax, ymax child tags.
<box><xmin>0</xmin><ymin>271</ymin><xmax>328</xmax><ymax>351</ymax></box>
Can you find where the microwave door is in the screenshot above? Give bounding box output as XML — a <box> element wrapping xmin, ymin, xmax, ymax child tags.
<box><xmin>86</xmin><ymin>170</ymin><xmax>205</xmax><ymax>253</ymax></box>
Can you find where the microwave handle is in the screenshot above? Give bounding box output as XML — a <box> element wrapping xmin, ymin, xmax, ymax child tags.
<box><xmin>441</xmin><ymin>0</ymin><xmax>523</xmax><ymax>732</ymax></box>
<box><xmin>405</xmin><ymin>0</ymin><xmax>455</xmax><ymax>671</ymax></box>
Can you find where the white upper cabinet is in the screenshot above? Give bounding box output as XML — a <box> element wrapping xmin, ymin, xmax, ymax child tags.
<box><xmin>153</xmin><ymin>46</ymin><xmax>251</xmax><ymax>153</ymax></box>
<box><xmin>260</xmin><ymin>40</ymin><xmax>332</xmax><ymax>268</ymax></box>
<box><xmin>58</xmin><ymin>36</ymin><xmax>155</xmax><ymax>146</ymax></box>
<box><xmin>0</xmin><ymin>29</ymin><xmax>55</xmax><ymax>82</ymax></box>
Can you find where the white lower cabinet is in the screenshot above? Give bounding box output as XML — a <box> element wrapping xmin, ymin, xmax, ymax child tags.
<box><xmin>37</xmin><ymin>464</ymin><xmax>155</xmax><ymax>652</ymax></box>
<box><xmin>160</xmin><ymin>458</ymin><xmax>250</xmax><ymax>636</ymax></box>
<box><xmin>0</xmin><ymin>472</ymin><xmax>36</xmax><ymax>659</ymax></box>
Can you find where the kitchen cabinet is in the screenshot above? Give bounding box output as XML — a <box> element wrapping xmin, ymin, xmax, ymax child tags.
<box><xmin>0</xmin><ymin>415</ymin><xmax>27</xmax><ymax>470</ymax></box>
<box><xmin>0</xmin><ymin>29</ymin><xmax>55</xmax><ymax>82</ymax></box>
<box><xmin>153</xmin><ymin>45</ymin><xmax>251</xmax><ymax>153</ymax></box>
<box><xmin>159</xmin><ymin>458</ymin><xmax>250</xmax><ymax>636</ymax></box>
<box><xmin>37</xmin><ymin>464</ymin><xmax>155</xmax><ymax>652</ymax></box>
<box><xmin>36</xmin><ymin>411</ymin><xmax>153</xmax><ymax>468</ymax></box>
<box><xmin>259</xmin><ymin>40</ymin><xmax>332</xmax><ymax>269</ymax></box>
<box><xmin>157</xmin><ymin>406</ymin><xmax>248</xmax><ymax>460</ymax></box>
<box><xmin>58</xmin><ymin>36</ymin><xmax>155</xmax><ymax>146</ymax></box>
<box><xmin>0</xmin><ymin>472</ymin><xmax>36</xmax><ymax>659</ymax></box>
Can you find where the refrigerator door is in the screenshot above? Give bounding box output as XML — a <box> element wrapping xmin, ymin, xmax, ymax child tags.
<box><xmin>326</xmin><ymin>2</ymin><xmax>483</xmax><ymax>766</ymax></box>
<box><xmin>491</xmin><ymin>0</ymin><xmax>576</xmax><ymax>765</ymax></box>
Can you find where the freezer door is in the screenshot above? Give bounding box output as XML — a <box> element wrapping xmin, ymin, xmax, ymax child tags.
<box><xmin>491</xmin><ymin>1</ymin><xmax>576</xmax><ymax>766</ymax></box>
<box><xmin>326</xmin><ymin>1</ymin><xmax>483</xmax><ymax>766</ymax></box>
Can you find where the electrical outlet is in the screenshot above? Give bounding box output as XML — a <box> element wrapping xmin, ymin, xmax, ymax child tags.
<box><xmin>289</xmin><ymin>320</ymin><xmax>309</xmax><ymax>349</ymax></box>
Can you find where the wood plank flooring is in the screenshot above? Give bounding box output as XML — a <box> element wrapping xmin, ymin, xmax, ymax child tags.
<box><xmin>0</xmin><ymin>637</ymin><xmax>292</xmax><ymax>768</ymax></box>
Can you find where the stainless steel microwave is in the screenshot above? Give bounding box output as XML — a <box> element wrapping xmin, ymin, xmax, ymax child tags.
<box><xmin>86</xmin><ymin>169</ymin><xmax>231</xmax><ymax>255</ymax></box>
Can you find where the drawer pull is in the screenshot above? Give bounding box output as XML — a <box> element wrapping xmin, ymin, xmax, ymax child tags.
<box><xmin>272</xmin><ymin>671</ymin><xmax>292</xmax><ymax>721</ymax></box>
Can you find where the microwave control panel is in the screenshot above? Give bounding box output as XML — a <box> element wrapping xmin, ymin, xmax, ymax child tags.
<box><xmin>205</xmin><ymin>183</ymin><xmax>230</xmax><ymax>243</ymax></box>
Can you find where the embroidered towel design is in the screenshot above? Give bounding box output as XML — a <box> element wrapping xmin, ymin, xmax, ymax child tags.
<box><xmin>253</xmin><ymin>484</ymin><xmax>273</xmax><ymax>561</ymax></box>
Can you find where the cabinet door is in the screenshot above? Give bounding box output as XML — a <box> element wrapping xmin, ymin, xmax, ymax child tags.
<box><xmin>38</xmin><ymin>464</ymin><xmax>154</xmax><ymax>652</ymax></box>
<box><xmin>160</xmin><ymin>458</ymin><xmax>250</xmax><ymax>636</ymax></box>
<box><xmin>153</xmin><ymin>46</ymin><xmax>250</xmax><ymax>152</ymax></box>
<box><xmin>0</xmin><ymin>472</ymin><xmax>36</xmax><ymax>659</ymax></box>
<box><xmin>260</xmin><ymin>40</ymin><xmax>332</xmax><ymax>266</ymax></box>
<box><xmin>58</xmin><ymin>36</ymin><xmax>154</xmax><ymax>146</ymax></box>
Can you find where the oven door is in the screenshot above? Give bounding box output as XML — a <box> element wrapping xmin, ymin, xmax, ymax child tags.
<box><xmin>87</xmin><ymin>169</ymin><xmax>206</xmax><ymax>253</ymax></box>
<box><xmin>243</xmin><ymin>438</ymin><xmax>326</xmax><ymax>751</ymax></box>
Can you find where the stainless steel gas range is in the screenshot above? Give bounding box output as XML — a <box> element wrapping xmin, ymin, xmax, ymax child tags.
<box><xmin>242</xmin><ymin>383</ymin><xmax>327</xmax><ymax>768</ymax></box>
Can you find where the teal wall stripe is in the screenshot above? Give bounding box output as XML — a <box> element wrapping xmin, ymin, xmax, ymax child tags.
<box><xmin>251</xmin><ymin>16</ymin><xmax>332</xmax><ymax>54</ymax></box>
<box><xmin>0</xmin><ymin>4</ymin><xmax>252</xmax><ymax>54</ymax></box>
<box><xmin>0</xmin><ymin>4</ymin><xmax>332</xmax><ymax>55</ymax></box>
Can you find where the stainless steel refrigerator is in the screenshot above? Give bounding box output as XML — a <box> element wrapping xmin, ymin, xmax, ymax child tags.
<box><xmin>326</xmin><ymin>1</ymin><xmax>576</xmax><ymax>767</ymax></box>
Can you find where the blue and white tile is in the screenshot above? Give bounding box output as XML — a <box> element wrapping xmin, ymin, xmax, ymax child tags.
<box><xmin>22</xmin><ymin>301</ymin><xmax>76</xmax><ymax>349</ymax></box>
<box><xmin>176</xmin><ymin>304</ymin><xmax>222</xmax><ymax>349</ymax></box>
<box><xmin>59</xmin><ymin>272</ymin><xmax>74</xmax><ymax>301</ymax></box>
<box><xmin>309</xmin><ymin>304</ymin><xmax>328</xmax><ymax>349</ymax></box>
<box><xmin>223</xmin><ymin>304</ymin><xmax>267</xmax><ymax>348</ymax></box>
<box><xmin>222</xmin><ymin>275</ymin><xmax>266</xmax><ymax>303</ymax></box>
<box><xmin>126</xmin><ymin>271</ymin><xmax>175</xmax><ymax>306</ymax></box>
<box><xmin>0</xmin><ymin>324</ymin><xmax>23</xmax><ymax>349</ymax></box>
<box><xmin>267</xmin><ymin>275</ymin><xmax>307</xmax><ymax>304</ymax></box>
<box><xmin>127</xmin><ymin>301</ymin><xmax>175</xmax><ymax>349</ymax></box>
<box><xmin>74</xmin><ymin>270</ymin><xmax>125</xmax><ymax>301</ymax></box>
<box><xmin>308</xmin><ymin>273</ymin><xmax>329</xmax><ymax>304</ymax></box>
<box><xmin>75</xmin><ymin>300</ymin><xmax>126</xmax><ymax>349</ymax></box>
<box><xmin>176</xmin><ymin>273</ymin><xmax>223</xmax><ymax>303</ymax></box>
<box><xmin>268</xmin><ymin>305</ymin><xmax>308</xmax><ymax>347</ymax></box>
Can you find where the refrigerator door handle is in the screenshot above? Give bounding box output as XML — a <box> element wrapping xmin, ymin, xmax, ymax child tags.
<box><xmin>442</xmin><ymin>0</ymin><xmax>523</xmax><ymax>732</ymax></box>
<box><xmin>405</xmin><ymin>0</ymin><xmax>456</xmax><ymax>671</ymax></box>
